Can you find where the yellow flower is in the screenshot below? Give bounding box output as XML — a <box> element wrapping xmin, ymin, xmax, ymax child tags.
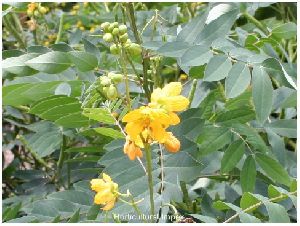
<box><xmin>90</xmin><ymin>173</ymin><xmax>118</xmax><ymax>211</ymax></box>
<box><xmin>124</xmin><ymin>136</ymin><xmax>143</xmax><ymax>160</ymax></box>
<box><xmin>163</xmin><ymin>132</ymin><xmax>180</xmax><ymax>153</ymax></box>
<box><xmin>27</xmin><ymin>2</ymin><xmax>37</xmax><ymax>12</ymax></box>
<box><xmin>149</xmin><ymin>82</ymin><xmax>189</xmax><ymax>112</ymax></box>
<box><xmin>122</xmin><ymin>106</ymin><xmax>179</xmax><ymax>145</ymax></box>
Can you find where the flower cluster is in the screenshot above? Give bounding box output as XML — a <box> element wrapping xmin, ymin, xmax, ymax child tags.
<box><xmin>122</xmin><ymin>82</ymin><xmax>189</xmax><ymax>160</ymax></box>
<box><xmin>100</xmin><ymin>22</ymin><xmax>142</xmax><ymax>56</ymax></box>
<box><xmin>90</xmin><ymin>173</ymin><xmax>119</xmax><ymax>211</ymax></box>
<box><xmin>27</xmin><ymin>2</ymin><xmax>48</xmax><ymax>17</ymax></box>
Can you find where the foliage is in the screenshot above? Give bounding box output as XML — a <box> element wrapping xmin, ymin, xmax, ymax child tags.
<box><xmin>2</xmin><ymin>2</ymin><xmax>297</xmax><ymax>223</ymax></box>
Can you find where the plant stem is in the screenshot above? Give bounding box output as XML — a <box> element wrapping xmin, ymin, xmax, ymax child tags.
<box><xmin>224</xmin><ymin>191</ymin><xmax>297</xmax><ymax>223</ymax></box>
<box><xmin>188</xmin><ymin>79</ymin><xmax>197</xmax><ymax>108</ymax></box>
<box><xmin>55</xmin><ymin>13</ymin><xmax>64</xmax><ymax>44</ymax></box>
<box><xmin>56</xmin><ymin>134</ymin><xmax>67</xmax><ymax>182</ymax></box>
<box><xmin>144</xmin><ymin>143</ymin><xmax>155</xmax><ymax>222</ymax></box>
<box><xmin>243</xmin><ymin>12</ymin><xmax>269</xmax><ymax>35</ymax></box>
<box><xmin>125</xmin><ymin>3</ymin><xmax>151</xmax><ymax>101</ymax></box>
<box><xmin>120</xmin><ymin>47</ymin><xmax>132</xmax><ymax>110</ymax></box>
<box><xmin>3</xmin><ymin>15</ymin><xmax>27</xmax><ymax>49</ymax></box>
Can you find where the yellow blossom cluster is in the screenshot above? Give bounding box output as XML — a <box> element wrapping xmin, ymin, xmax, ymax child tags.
<box><xmin>90</xmin><ymin>173</ymin><xmax>118</xmax><ymax>211</ymax></box>
<box><xmin>122</xmin><ymin>82</ymin><xmax>189</xmax><ymax>160</ymax></box>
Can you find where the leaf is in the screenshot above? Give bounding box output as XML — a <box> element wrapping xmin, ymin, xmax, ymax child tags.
<box><xmin>190</xmin><ymin>214</ymin><xmax>217</xmax><ymax>223</ymax></box>
<box><xmin>195</xmin><ymin>8</ymin><xmax>239</xmax><ymax>45</ymax></box>
<box><xmin>93</xmin><ymin>127</ymin><xmax>124</xmax><ymax>139</ymax></box>
<box><xmin>265</xmin><ymin>119</ymin><xmax>296</xmax><ymax>138</ymax></box>
<box><xmin>225</xmin><ymin>62</ymin><xmax>251</xmax><ymax>98</ymax></box>
<box><xmin>3</xmin><ymin>81</ymin><xmax>82</xmax><ymax>107</ymax></box>
<box><xmin>29</xmin><ymin>95</ymin><xmax>89</xmax><ymax>128</ymax></box>
<box><xmin>25</xmin><ymin>51</ymin><xmax>72</xmax><ymax>74</ymax></box>
<box><xmin>83</xmin><ymin>38</ymin><xmax>101</xmax><ymax>62</ymax></box>
<box><xmin>255</xmin><ymin>153</ymin><xmax>291</xmax><ymax>186</ymax></box>
<box><xmin>157</xmin><ymin>41</ymin><xmax>190</xmax><ymax>57</ymax></box>
<box><xmin>221</xmin><ymin>140</ymin><xmax>244</xmax><ymax>173</ymax></box>
<box><xmin>203</xmin><ymin>55</ymin><xmax>232</xmax><ymax>81</ymax></box>
<box><xmin>180</xmin><ymin>45</ymin><xmax>213</xmax><ymax>66</ymax></box>
<box><xmin>240</xmin><ymin>192</ymin><xmax>260</xmax><ymax>211</ymax></box>
<box><xmin>240</xmin><ymin>155</ymin><xmax>256</xmax><ymax>193</ymax></box>
<box><xmin>82</xmin><ymin>108</ymin><xmax>115</xmax><ymax>124</ymax></box>
<box><xmin>197</xmin><ymin>126</ymin><xmax>232</xmax><ymax>155</ymax></box>
<box><xmin>65</xmin><ymin>146</ymin><xmax>103</xmax><ymax>153</ymax></box>
<box><xmin>231</xmin><ymin>124</ymin><xmax>269</xmax><ymax>153</ymax></box>
<box><xmin>271</xmin><ymin>22</ymin><xmax>296</xmax><ymax>39</ymax></box>
<box><xmin>23</xmin><ymin>123</ymin><xmax>62</xmax><ymax>158</ymax></box>
<box><xmin>176</xmin><ymin>10</ymin><xmax>208</xmax><ymax>43</ymax></box>
<box><xmin>215</xmin><ymin>108</ymin><xmax>255</xmax><ymax>126</ymax></box>
<box><xmin>3</xmin><ymin>202</ymin><xmax>22</xmax><ymax>222</ymax></box>
<box><xmin>265</xmin><ymin>201</ymin><xmax>290</xmax><ymax>223</ymax></box>
<box><xmin>2</xmin><ymin>53</ymin><xmax>39</xmax><ymax>76</ymax></box>
<box><xmin>67</xmin><ymin>209</ymin><xmax>80</xmax><ymax>223</ymax></box>
<box><xmin>68</xmin><ymin>51</ymin><xmax>98</xmax><ymax>72</ymax></box>
<box><xmin>47</xmin><ymin>190</ymin><xmax>93</xmax><ymax>206</ymax></box>
<box><xmin>54</xmin><ymin>82</ymin><xmax>72</xmax><ymax>96</ymax></box>
<box><xmin>252</xmin><ymin>66</ymin><xmax>273</xmax><ymax>124</ymax></box>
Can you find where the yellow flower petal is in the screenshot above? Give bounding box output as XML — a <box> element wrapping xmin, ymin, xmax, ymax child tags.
<box><xmin>161</xmin><ymin>96</ymin><xmax>189</xmax><ymax>112</ymax></box>
<box><xmin>169</xmin><ymin>112</ymin><xmax>180</xmax><ymax>125</ymax></box>
<box><xmin>90</xmin><ymin>179</ymin><xmax>106</xmax><ymax>192</ymax></box>
<box><xmin>102</xmin><ymin>173</ymin><xmax>112</xmax><ymax>182</ymax></box>
<box><xmin>102</xmin><ymin>199</ymin><xmax>116</xmax><ymax>211</ymax></box>
<box><xmin>122</xmin><ymin>108</ymin><xmax>142</xmax><ymax>122</ymax></box>
<box><xmin>94</xmin><ymin>189</ymin><xmax>113</xmax><ymax>204</ymax></box>
<box><xmin>125</xmin><ymin>121</ymin><xmax>144</xmax><ymax>140</ymax></box>
<box><xmin>162</xmin><ymin>82</ymin><xmax>182</xmax><ymax>96</ymax></box>
<box><xmin>150</xmin><ymin>121</ymin><xmax>168</xmax><ymax>143</ymax></box>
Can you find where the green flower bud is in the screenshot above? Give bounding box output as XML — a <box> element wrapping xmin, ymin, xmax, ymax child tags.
<box><xmin>108</xmin><ymin>73</ymin><xmax>123</xmax><ymax>83</ymax></box>
<box><xmin>38</xmin><ymin>6</ymin><xmax>47</xmax><ymax>14</ymax></box>
<box><xmin>112</xmin><ymin>22</ymin><xmax>119</xmax><ymax>28</ymax></box>
<box><xmin>119</xmin><ymin>33</ymin><xmax>128</xmax><ymax>43</ymax></box>
<box><xmin>108</xmin><ymin>24</ymin><xmax>115</xmax><ymax>32</ymax></box>
<box><xmin>100</xmin><ymin>76</ymin><xmax>111</xmax><ymax>86</ymax></box>
<box><xmin>128</xmin><ymin>43</ymin><xmax>142</xmax><ymax>55</ymax></box>
<box><xmin>110</xmin><ymin>44</ymin><xmax>120</xmax><ymax>55</ymax></box>
<box><xmin>103</xmin><ymin>33</ymin><xmax>113</xmax><ymax>42</ymax></box>
<box><xmin>118</xmin><ymin>25</ymin><xmax>127</xmax><ymax>35</ymax></box>
<box><xmin>112</xmin><ymin>28</ymin><xmax>119</xmax><ymax>36</ymax></box>
<box><xmin>100</xmin><ymin>22</ymin><xmax>110</xmax><ymax>31</ymax></box>
<box><xmin>34</xmin><ymin>10</ymin><xmax>40</xmax><ymax>17</ymax></box>
<box><xmin>106</xmin><ymin>85</ymin><xmax>118</xmax><ymax>100</ymax></box>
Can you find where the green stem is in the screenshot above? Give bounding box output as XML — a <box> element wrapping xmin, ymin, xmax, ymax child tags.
<box><xmin>56</xmin><ymin>135</ymin><xmax>67</xmax><ymax>182</ymax></box>
<box><xmin>188</xmin><ymin>79</ymin><xmax>197</xmax><ymax>108</ymax></box>
<box><xmin>18</xmin><ymin>135</ymin><xmax>50</xmax><ymax>170</ymax></box>
<box><xmin>144</xmin><ymin>144</ymin><xmax>155</xmax><ymax>222</ymax></box>
<box><xmin>125</xmin><ymin>3</ymin><xmax>151</xmax><ymax>101</ymax></box>
<box><xmin>243</xmin><ymin>12</ymin><xmax>269</xmax><ymax>35</ymax></box>
<box><xmin>120</xmin><ymin>47</ymin><xmax>132</xmax><ymax>110</ymax></box>
<box><xmin>3</xmin><ymin>15</ymin><xmax>27</xmax><ymax>49</ymax></box>
<box><xmin>55</xmin><ymin>13</ymin><xmax>64</xmax><ymax>44</ymax></box>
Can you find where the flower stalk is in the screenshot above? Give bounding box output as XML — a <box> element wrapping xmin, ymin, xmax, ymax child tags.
<box><xmin>144</xmin><ymin>143</ymin><xmax>155</xmax><ymax>222</ymax></box>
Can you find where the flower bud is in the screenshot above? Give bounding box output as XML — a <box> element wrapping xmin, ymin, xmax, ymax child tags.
<box><xmin>100</xmin><ymin>22</ymin><xmax>110</xmax><ymax>31</ymax></box>
<box><xmin>112</xmin><ymin>22</ymin><xmax>119</xmax><ymax>28</ymax></box>
<box><xmin>106</xmin><ymin>85</ymin><xmax>118</xmax><ymax>100</ymax></box>
<box><xmin>110</xmin><ymin>73</ymin><xmax>123</xmax><ymax>84</ymax></box>
<box><xmin>128</xmin><ymin>43</ymin><xmax>142</xmax><ymax>55</ymax></box>
<box><xmin>118</xmin><ymin>25</ymin><xmax>127</xmax><ymax>35</ymax></box>
<box><xmin>34</xmin><ymin>10</ymin><xmax>40</xmax><ymax>17</ymax></box>
<box><xmin>103</xmin><ymin>33</ymin><xmax>113</xmax><ymax>42</ymax></box>
<box><xmin>110</xmin><ymin>44</ymin><xmax>120</xmax><ymax>55</ymax></box>
<box><xmin>119</xmin><ymin>33</ymin><xmax>128</xmax><ymax>43</ymax></box>
<box><xmin>100</xmin><ymin>76</ymin><xmax>111</xmax><ymax>86</ymax></box>
<box><xmin>108</xmin><ymin>24</ymin><xmax>115</xmax><ymax>32</ymax></box>
<box><xmin>38</xmin><ymin>6</ymin><xmax>47</xmax><ymax>14</ymax></box>
<box><xmin>112</xmin><ymin>28</ymin><xmax>119</xmax><ymax>36</ymax></box>
<box><xmin>164</xmin><ymin>132</ymin><xmax>180</xmax><ymax>153</ymax></box>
